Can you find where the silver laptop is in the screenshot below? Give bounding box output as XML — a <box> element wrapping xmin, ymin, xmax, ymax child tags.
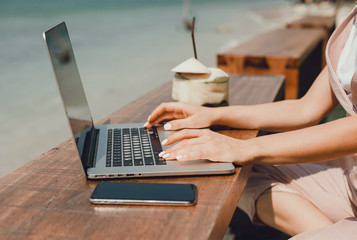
<box><xmin>43</xmin><ymin>22</ymin><xmax>235</xmax><ymax>179</ymax></box>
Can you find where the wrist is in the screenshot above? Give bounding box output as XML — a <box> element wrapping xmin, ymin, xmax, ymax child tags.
<box><xmin>210</xmin><ymin>107</ymin><xmax>227</xmax><ymax>126</ymax></box>
<box><xmin>242</xmin><ymin>138</ymin><xmax>263</xmax><ymax>165</ymax></box>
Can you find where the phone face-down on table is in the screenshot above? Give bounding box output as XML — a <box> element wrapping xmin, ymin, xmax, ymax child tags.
<box><xmin>90</xmin><ymin>182</ymin><xmax>197</xmax><ymax>206</ymax></box>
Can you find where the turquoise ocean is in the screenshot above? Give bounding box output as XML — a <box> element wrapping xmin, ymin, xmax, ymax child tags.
<box><xmin>0</xmin><ymin>0</ymin><xmax>295</xmax><ymax>177</ymax></box>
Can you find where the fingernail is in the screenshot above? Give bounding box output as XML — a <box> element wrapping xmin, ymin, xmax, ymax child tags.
<box><xmin>158</xmin><ymin>151</ymin><xmax>165</xmax><ymax>157</ymax></box>
<box><xmin>176</xmin><ymin>155</ymin><xmax>183</xmax><ymax>160</ymax></box>
<box><xmin>161</xmin><ymin>139</ymin><xmax>168</xmax><ymax>145</ymax></box>
<box><xmin>147</xmin><ymin>115</ymin><xmax>151</xmax><ymax>121</ymax></box>
<box><xmin>164</xmin><ymin>123</ymin><xmax>172</xmax><ymax>130</ymax></box>
<box><xmin>143</xmin><ymin>122</ymin><xmax>149</xmax><ymax>127</ymax></box>
<box><xmin>163</xmin><ymin>153</ymin><xmax>170</xmax><ymax>159</ymax></box>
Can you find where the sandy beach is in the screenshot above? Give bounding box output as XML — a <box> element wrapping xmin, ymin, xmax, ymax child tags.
<box><xmin>0</xmin><ymin>0</ymin><xmax>355</xmax><ymax>178</ymax></box>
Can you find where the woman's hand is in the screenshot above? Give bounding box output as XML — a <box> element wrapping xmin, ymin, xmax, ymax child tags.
<box><xmin>158</xmin><ymin>129</ymin><xmax>254</xmax><ymax>165</ymax></box>
<box><xmin>144</xmin><ymin>102</ymin><xmax>218</xmax><ymax>130</ymax></box>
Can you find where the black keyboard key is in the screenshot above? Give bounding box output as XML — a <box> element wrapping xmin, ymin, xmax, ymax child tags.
<box><xmin>134</xmin><ymin>159</ymin><xmax>144</xmax><ymax>166</ymax></box>
<box><xmin>124</xmin><ymin>160</ymin><xmax>133</xmax><ymax>166</ymax></box>
<box><xmin>156</xmin><ymin>160</ymin><xmax>166</xmax><ymax>165</ymax></box>
<box><xmin>113</xmin><ymin>161</ymin><xmax>122</xmax><ymax>167</ymax></box>
<box><xmin>154</xmin><ymin>152</ymin><xmax>166</xmax><ymax>165</ymax></box>
<box><xmin>149</xmin><ymin>129</ymin><xmax>163</xmax><ymax>153</ymax></box>
<box><xmin>155</xmin><ymin>157</ymin><xmax>167</xmax><ymax>165</ymax></box>
<box><xmin>144</xmin><ymin>157</ymin><xmax>154</xmax><ymax>165</ymax></box>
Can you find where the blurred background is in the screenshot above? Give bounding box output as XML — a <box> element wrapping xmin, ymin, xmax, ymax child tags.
<box><xmin>0</xmin><ymin>0</ymin><xmax>341</xmax><ymax>177</ymax></box>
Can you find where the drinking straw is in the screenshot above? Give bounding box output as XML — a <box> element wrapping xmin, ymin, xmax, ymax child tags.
<box><xmin>191</xmin><ymin>17</ymin><xmax>197</xmax><ymax>59</ymax></box>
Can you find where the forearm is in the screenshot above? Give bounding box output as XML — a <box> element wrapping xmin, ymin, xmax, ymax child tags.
<box><xmin>244</xmin><ymin>116</ymin><xmax>357</xmax><ymax>165</ymax></box>
<box><xmin>212</xmin><ymin>100</ymin><xmax>316</xmax><ymax>132</ymax></box>
<box><xmin>211</xmin><ymin>67</ymin><xmax>338</xmax><ymax>132</ymax></box>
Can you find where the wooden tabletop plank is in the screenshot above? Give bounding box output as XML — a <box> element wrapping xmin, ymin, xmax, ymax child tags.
<box><xmin>0</xmin><ymin>74</ymin><xmax>284</xmax><ymax>240</ymax></box>
<box><xmin>218</xmin><ymin>28</ymin><xmax>324</xmax><ymax>67</ymax></box>
<box><xmin>286</xmin><ymin>15</ymin><xmax>336</xmax><ymax>32</ymax></box>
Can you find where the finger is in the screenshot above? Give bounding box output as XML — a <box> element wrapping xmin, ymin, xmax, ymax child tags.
<box><xmin>163</xmin><ymin>137</ymin><xmax>202</xmax><ymax>153</ymax></box>
<box><xmin>159</xmin><ymin>137</ymin><xmax>201</xmax><ymax>159</ymax></box>
<box><xmin>145</xmin><ymin>112</ymin><xmax>178</xmax><ymax>128</ymax></box>
<box><xmin>163</xmin><ymin>142</ymin><xmax>206</xmax><ymax>161</ymax></box>
<box><xmin>147</xmin><ymin>102</ymin><xmax>183</xmax><ymax>124</ymax></box>
<box><xmin>162</xmin><ymin>129</ymin><xmax>204</xmax><ymax>146</ymax></box>
<box><xmin>145</xmin><ymin>104</ymin><xmax>186</xmax><ymax>128</ymax></box>
<box><xmin>158</xmin><ymin>151</ymin><xmax>177</xmax><ymax>161</ymax></box>
<box><xmin>165</xmin><ymin>118</ymin><xmax>197</xmax><ymax>131</ymax></box>
<box><xmin>161</xmin><ymin>134</ymin><xmax>214</xmax><ymax>162</ymax></box>
<box><xmin>149</xmin><ymin>112</ymin><xmax>194</xmax><ymax>130</ymax></box>
<box><xmin>176</xmin><ymin>151</ymin><xmax>203</xmax><ymax>161</ymax></box>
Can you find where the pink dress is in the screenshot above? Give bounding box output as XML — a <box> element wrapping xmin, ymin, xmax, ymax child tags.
<box><xmin>238</xmin><ymin>6</ymin><xmax>357</xmax><ymax>239</ymax></box>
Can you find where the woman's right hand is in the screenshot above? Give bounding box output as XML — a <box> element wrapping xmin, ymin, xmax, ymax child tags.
<box><xmin>144</xmin><ymin>102</ymin><xmax>217</xmax><ymax>131</ymax></box>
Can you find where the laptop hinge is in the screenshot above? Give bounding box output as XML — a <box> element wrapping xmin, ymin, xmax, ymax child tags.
<box><xmin>82</xmin><ymin>127</ymin><xmax>99</xmax><ymax>170</ymax></box>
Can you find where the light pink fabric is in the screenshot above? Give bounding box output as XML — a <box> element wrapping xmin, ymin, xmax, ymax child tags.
<box><xmin>237</xmin><ymin>164</ymin><xmax>356</xmax><ymax>224</ymax></box>
<box><xmin>326</xmin><ymin>6</ymin><xmax>356</xmax><ymax>114</ymax></box>
<box><xmin>238</xmin><ymin>5</ymin><xmax>357</xmax><ymax>239</ymax></box>
<box><xmin>290</xmin><ymin>218</ymin><xmax>357</xmax><ymax>240</ymax></box>
<box><xmin>326</xmin><ymin>5</ymin><xmax>357</xmax><ymax>209</ymax></box>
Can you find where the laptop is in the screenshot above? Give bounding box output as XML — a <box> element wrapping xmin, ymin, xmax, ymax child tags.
<box><xmin>43</xmin><ymin>22</ymin><xmax>235</xmax><ymax>179</ymax></box>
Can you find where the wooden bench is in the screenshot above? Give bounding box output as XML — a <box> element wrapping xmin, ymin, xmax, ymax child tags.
<box><xmin>286</xmin><ymin>14</ymin><xmax>336</xmax><ymax>65</ymax></box>
<box><xmin>217</xmin><ymin>28</ymin><xmax>324</xmax><ymax>99</ymax></box>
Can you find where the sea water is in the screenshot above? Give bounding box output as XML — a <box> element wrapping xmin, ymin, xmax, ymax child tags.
<box><xmin>0</xmin><ymin>0</ymin><xmax>299</xmax><ymax>177</ymax></box>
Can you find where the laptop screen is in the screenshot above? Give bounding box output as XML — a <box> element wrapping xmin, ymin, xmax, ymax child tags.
<box><xmin>43</xmin><ymin>22</ymin><xmax>94</xmax><ymax>138</ymax></box>
<box><xmin>44</xmin><ymin>22</ymin><xmax>97</xmax><ymax>172</ymax></box>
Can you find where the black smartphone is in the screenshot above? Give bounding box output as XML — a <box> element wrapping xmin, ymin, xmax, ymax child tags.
<box><xmin>90</xmin><ymin>182</ymin><xmax>197</xmax><ymax>206</ymax></box>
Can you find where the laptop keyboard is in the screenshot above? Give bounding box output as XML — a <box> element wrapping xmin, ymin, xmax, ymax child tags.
<box><xmin>106</xmin><ymin>127</ymin><xmax>166</xmax><ymax>167</ymax></box>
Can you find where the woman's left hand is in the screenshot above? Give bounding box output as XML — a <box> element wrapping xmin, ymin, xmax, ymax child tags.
<box><xmin>159</xmin><ymin>129</ymin><xmax>254</xmax><ymax>165</ymax></box>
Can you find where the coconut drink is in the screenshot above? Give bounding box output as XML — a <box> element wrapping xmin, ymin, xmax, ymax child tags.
<box><xmin>171</xmin><ymin>17</ymin><xmax>229</xmax><ymax>107</ymax></box>
<box><xmin>171</xmin><ymin>57</ymin><xmax>229</xmax><ymax>107</ymax></box>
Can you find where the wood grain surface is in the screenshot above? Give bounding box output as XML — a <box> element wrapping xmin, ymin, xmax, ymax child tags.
<box><xmin>286</xmin><ymin>14</ymin><xmax>336</xmax><ymax>66</ymax></box>
<box><xmin>0</xmin><ymin>75</ymin><xmax>284</xmax><ymax>240</ymax></box>
<box><xmin>217</xmin><ymin>28</ymin><xmax>324</xmax><ymax>99</ymax></box>
<box><xmin>286</xmin><ymin>15</ymin><xmax>335</xmax><ymax>35</ymax></box>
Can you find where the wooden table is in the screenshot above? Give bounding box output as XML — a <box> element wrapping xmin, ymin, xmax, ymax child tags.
<box><xmin>217</xmin><ymin>28</ymin><xmax>324</xmax><ymax>99</ymax></box>
<box><xmin>286</xmin><ymin>14</ymin><xmax>336</xmax><ymax>65</ymax></box>
<box><xmin>0</xmin><ymin>75</ymin><xmax>284</xmax><ymax>240</ymax></box>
